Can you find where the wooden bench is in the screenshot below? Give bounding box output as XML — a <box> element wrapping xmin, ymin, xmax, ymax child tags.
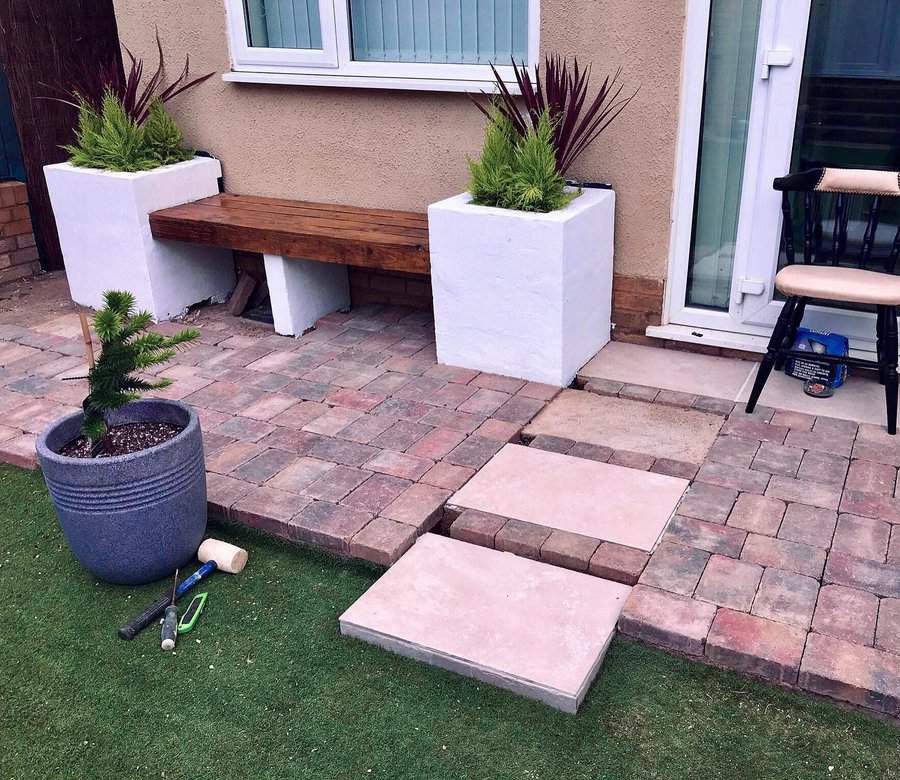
<box><xmin>149</xmin><ymin>193</ymin><xmax>429</xmax><ymax>336</ymax></box>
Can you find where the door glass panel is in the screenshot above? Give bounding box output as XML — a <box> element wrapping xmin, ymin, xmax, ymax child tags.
<box><xmin>244</xmin><ymin>0</ymin><xmax>323</xmax><ymax>49</ymax></box>
<box><xmin>684</xmin><ymin>0</ymin><xmax>763</xmax><ymax>310</ymax></box>
<box><xmin>780</xmin><ymin>0</ymin><xmax>900</xmax><ymax>277</ymax></box>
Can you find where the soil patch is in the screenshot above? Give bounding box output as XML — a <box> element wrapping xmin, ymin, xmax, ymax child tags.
<box><xmin>59</xmin><ymin>422</ymin><xmax>183</xmax><ymax>458</ymax></box>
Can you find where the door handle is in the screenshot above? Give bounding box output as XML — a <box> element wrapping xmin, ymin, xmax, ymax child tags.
<box><xmin>760</xmin><ymin>48</ymin><xmax>793</xmax><ymax>79</ymax></box>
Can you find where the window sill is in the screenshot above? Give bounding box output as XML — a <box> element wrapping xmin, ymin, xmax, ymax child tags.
<box><xmin>222</xmin><ymin>70</ymin><xmax>521</xmax><ymax>94</ymax></box>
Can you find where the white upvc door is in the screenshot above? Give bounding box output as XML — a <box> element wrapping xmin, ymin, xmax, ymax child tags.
<box><xmin>666</xmin><ymin>0</ymin><xmax>900</xmax><ymax>353</ymax></box>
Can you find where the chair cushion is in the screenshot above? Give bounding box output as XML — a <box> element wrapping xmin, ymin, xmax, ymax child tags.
<box><xmin>775</xmin><ymin>265</ymin><xmax>900</xmax><ymax>305</ymax></box>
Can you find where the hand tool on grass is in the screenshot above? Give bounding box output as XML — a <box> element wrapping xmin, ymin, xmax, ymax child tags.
<box><xmin>160</xmin><ymin>569</ymin><xmax>179</xmax><ymax>651</ymax></box>
<box><xmin>177</xmin><ymin>592</ymin><xmax>208</xmax><ymax>635</ymax></box>
<box><xmin>118</xmin><ymin>539</ymin><xmax>248</xmax><ymax>640</ymax></box>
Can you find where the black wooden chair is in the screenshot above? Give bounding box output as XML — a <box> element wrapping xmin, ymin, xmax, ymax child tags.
<box><xmin>745</xmin><ymin>167</ymin><xmax>900</xmax><ymax>434</ymax></box>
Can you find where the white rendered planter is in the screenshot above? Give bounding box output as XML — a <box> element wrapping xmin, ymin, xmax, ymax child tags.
<box><xmin>428</xmin><ymin>188</ymin><xmax>615</xmax><ymax>386</ymax></box>
<box><xmin>44</xmin><ymin>157</ymin><xmax>234</xmax><ymax>320</ymax></box>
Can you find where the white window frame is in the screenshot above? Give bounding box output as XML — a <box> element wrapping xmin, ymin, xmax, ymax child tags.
<box><xmin>222</xmin><ymin>0</ymin><xmax>539</xmax><ymax>92</ymax></box>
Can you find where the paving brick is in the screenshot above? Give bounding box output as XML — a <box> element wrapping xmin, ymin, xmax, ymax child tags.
<box><xmin>824</xmin><ymin>551</ymin><xmax>900</xmax><ymax>598</ymax></box>
<box><xmin>832</xmin><ymin>513</ymin><xmax>891</xmax><ymax>562</ymax></box>
<box><xmin>799</xmin><ymin>633</ymin><xmax>900</xmax><ymax>715</ymax></box>
<box><xmin>527</xmin><ymin>434</ymin><xmax>575</xmax><ymax>454</ymax></box>
<box><xmin>334</xmin><ymin>413</ymin><xmax>397</xmax><ymax>444</ymax></box>
<box><xmin>371</xmin><ymin>397</ymin><xmax>432</xmax><ymax>422</ymax></box>
<box><xmin>212</xmin><ymin>416</ymin><xmax>276</xmax><ymax>443</ymax></box>
<box><xmin>664</xmin><ymin>515</ymin><xmax>746</xmax><ymax>557</ymax></box>
<box><xmin>677</xmin><ymin>483</ymin><xmax>737</xmax><ymax>524</ymax></box>
<box><xmin>765</xmin><ymin>475</ymin><xmax>842</xmax><ymax>510</ymax></box>
<box><xmin>270</xmin><ymin>400</ymin><xmax>329</xmax><ymax>430</ymax></box>
<box><xmin>743</xmin><ymin>405</ymin><xmax>776</xmax><ymax>423</ymax></box>
<box><xmin>650</xmin><ymin>458</ymin><xmax>699</xmax><ymax>480</ymax></box>
<box><xmin>430</xmin><ymin>382</ymin><xmax>480</xmax><ymax>410</ymax></box>
<box><xmin>492</xmin><ymin>395</ymin><xmax>545</xmax><ymax>424</ymax></box>
<box><xmin>517</xmin><ymin>381</ymin><xmax>560</xmax><ymax>401</ymax></box>
<box><xmin>539</xmin><ymin>530</ymin><xmax>600</xmax><ymax>572</ymax></box>
<box><xmin>706</xmin><ymin>609</ymin><xmax>806</xmax><ymax>684</ymax></box>
<box><xmin>342</xmin><ymin>473</ymin><xmax>411</xmax><ymax>514</ymax></box>
<box><xmin>495</xmin><ymin>519</ymin><xmax>552</xmax><ymax>559</ymax></box>
<box><xmin>588</xmin><ymin>542</ymin><xmax>649</xmax><ymax>585</ymax></box>
<box><xmin>392</xmin><ymin>374</ymin><xmax>446</xmax><ymax>403</ymax></box>
<box><xmin>457</xmin><ymin>387</ymin><xmax>510</xmax><ymax>416</ymax></box>
<box><xmin>0</xmin><ymin>432</ymin><xmax>36</xmax><ymax>469</ymax></box>
<box><xmin>840</xmin><ymin>489</ymin><xmax>900</xmax><ymax>523</ymax></box>
<box><xmin>445</xmin><ymin>435</ymin><xmax>503</xmax><ymax>469</ymax></box>
<box><xmin>750</xmin><ymin>442</ymin><xmax>804</xmax><ymax>477</ymax></box>
<box><xmin>360</xmin><ymin>371</ymin><xmax>412</xmax><ymax>396</ymax></box>
<box><xmin>609</xmin><ymin>449</ymin><xmax>655</xmax><ymax>470</ymax></box>
<box><xmin>584</xmin><ymin>378</ymin><xmax>624</xmax><ymax>396</ymax></box>
<box><xmin>407</xmin><ymin>427</ymin><xmax>467</xmax><ymax>459</ymax></box>
<box><xmin>420</xmin><ymin>461</ymin><xmax>475</xmax><ymax>491</ymax></box>
<box><xmin>721</xmin><ymin>417</ymin><xmax>789</xmax><ymax>444</ymax></box>
<box><xmin>420</xmin><ymin>406</ymin><xmax>486</xmax><ymax>433</ymax></box>
<box><xmin>291</xmin><ymin>501</ymin><xmax>373</xmax><ymax>554</ymax></box>
<box><xmin>259</xmin><ymin>427</ymin><xmax>322</xmax><ymax>455</ymax></box>
<box><xmin>449</xmin><ymin>509</ymin><xmax>508</xmax><ymax>547</ymax></box>
<box><xmin>325</xmin><ymin>387</ymin><xmax>386</xmax><ymax>413</ymax></box>
<box><xmin>7</xmin><ymin>397</ymin><xmax>75</xmax><ymax>434</ymax></box>
<box><xmin>619</xmin><ymin>384</ymin><xmax>659</xmax><ymax>402</ymax></box>
<box><xmin>853</xmin><ymin>423</ymin><xmax>900</xmax><ymax>467</ymax></box>
<box><xmin>741</xmin><ymin>534</ymin><xmax>826</xmax><ymax>579</ymax></box>
<box><xmin>306</xmin><ymin>437</ymin><xmax>378</xmax><ymax>468</ymax></box>
<box><xmin>771</xmin><ymin>410</ymin><xmax>816</xmax><ymax>431</ymax></box>
<box><xmin>785</xmin><ymin>428</ymin><xmax>854</xmax><ymax>458</ymax></box>
<box><xmin>239</xmin><ymin>393</ymin><xmax>300</xmax><ymax>422</ymax></box>
<box><xmin>777</xmin><ymin>503</ymin><xmax>837</xmax><ymax>549</ymax></box>
<box><xmin>365</xmin><ymin>449</ymin><xmax>432</xmax><ymax>481</ymax></box>
<box><xmin>812</xmin><ymin>585</ymin><xmax>878</xmax><ymax>646</ymax></box>
<box><xmin>424</xmin><ymin>364</ymin><xmax>481</xmax><ymax>384</ymax></box>
<box><xmin>845</xmin><ymin>459</ymin><xmax>895</xmax><ymax>496</ymax></box>
<box><xmin>707</xmin><ymin>435</ymin><xmax>759</xmax><ymax>468</ymax></box>
<box><xmin>231</xmin><ymin>486</ymin><xmax>312</xmax><ymax>535</ymax></box>
<box><xmin>876</xmin><ymin>599</ymin><xmax>900</xmax><ymax>654</ymax></box>
<box><xmin>301</xmin><ymin>465</ymin><xmax>371</xmax><ymax>502</ymax></box>
<box><xmin>654</xmin><ymin>389</ymin><xmax>698</xmax><ymax>408</ymax></box>
<box><xmin>280</xmin><ymin>379</ymin><xmax>331</xmax><ymax>402</ymax></box>
<box><xmin>567</xmin><ymin>441</ymin><xmax>613</xmax><ymax>463</ymax></box>
<box><xmin>752</xmin><ymin>567</ymin><xmax>819</xmax><ymax>629</ymax></box>
<box><xmin>372</xmin><ymin>420</ymin><xmax>432</xmax><ymax>451</ymax></box>
<box><xmin>696</xmin><ymin>461</ymin><xmax>770</xmax><ymax>494</ymax></box>
<box><xmin>202</xmin><ymin>432</ymin><xmax>235</xmax><ymax>457</ymax></box>
<box><xmin>639</xmin><ymin>541</ymin><xmax>709</xmax><ymax>596</ymax></box>
<box><xmin>232</xmin><ymin>448</ymin><xmax>298</xmax><ymax>484</ymax></box>
<box><xmin>205</xmin><ymin>441</ymin><xmax>266</xmax><ymax>475</ymax></box>
<box><xmin>727</xmin><ymin>494</ymin><xmax>785</xmax><ymax>536</ymax></box>
<box><xmin>618</xmin><ymin>585</ymin><xmax>716</xmax><ymax>655</ymax></box>
<box><xmin>267</xmin><ymin>456</ymin><xmax>335</xmax><ymax>493</ymax></box>
<box><xmin>303</xmin><ymin>406</ymin><xmax>365</xmax><ymax>436</ymax></box>
<box><xmin>205</xmin><ymin>473</ymin><xmax>254</xmax><ymax>517</ymax></box>
<box><xmin>692</xmin><ymin>396</ymin><xmax>735</xmax><ymax>415</ymax></box>
<box><xmin>473</xmin><ymin>418</ymin><xmax>522</xmax><ymax>442</ymax></box>
<box><xmin>695</xmin><ymin>555</ymin><xmax>762</xmax><ymax>611</ymax></box>
<box><xmin>381</xmin><ymin>483</ymin><xmax>451</xmax><ymax>532</ymax></box>
<box><xmin>890</xmin><ymin>526</ymin><xmax>900</xmax><ymax>566</ymax></box>
<box><xmin>813</xmin><ymin>416</ymin><xmax>859</xmax><ymax>437</ymax></box>
<box><xmin>349</xmin><ymin>517</ymin><xmax>417</xmax><ymax>566</ymax></box>
<box><xmin>471</xmin><ymin>372</ymin><xmax>526</xmax><ymax>393</ymax></box>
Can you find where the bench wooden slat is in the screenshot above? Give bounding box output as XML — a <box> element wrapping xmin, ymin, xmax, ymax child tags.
<box><xmin>150</xmin><ymin>198</ymin><xmax>429</xmax><ymax>274</ymax></box>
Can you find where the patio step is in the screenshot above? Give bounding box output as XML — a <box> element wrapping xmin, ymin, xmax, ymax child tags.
<box><xmin>442</xmin><ymin>442</ymin><xmax>688</xmax><ymax>584</ymax></box>
<box><xmin>339</xmin><ymin>533</ymin><xmax>631</xmax><ymax>713</ymax></box>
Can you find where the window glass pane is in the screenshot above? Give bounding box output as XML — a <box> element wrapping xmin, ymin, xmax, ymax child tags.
<box><xmin>244</xmin><ymin>0</ymin><xmax>323</xmax><ymax>49</ymax></box>
<box><xmin>349</xmin><ymin>0</ymin><xmax>528</xmax><ymax>64</ymax></box>
<box><xmin>684</xmin><ymin>0</ymin><xmax>762</xmax><ymax>310</ymax></box>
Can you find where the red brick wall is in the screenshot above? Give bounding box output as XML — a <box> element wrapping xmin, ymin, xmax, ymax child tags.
<box><xmin>611</xmin><ymin>274</ymin><xmax>664</xmax><ymax>340</ymax></box>
<box><xmin>349</xmin><ymin>268</ymin><xmax>432</xmax><ymax>311</ymax></box>
<box><xmin>0</xmin><ymin>182</ymin><xmax>40</xmax><ymax>284</ymax></box>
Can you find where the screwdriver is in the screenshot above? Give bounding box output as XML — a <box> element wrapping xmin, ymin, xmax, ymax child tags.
<box><xmin>160</xmin><ymin>568</ymin><xmax>179</xmax><ymax>651</ymax></box>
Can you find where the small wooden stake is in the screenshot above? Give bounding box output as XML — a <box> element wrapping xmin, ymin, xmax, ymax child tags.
<box><xmin>78</xmin><ymin>310</ymin><xmax>95</xmax><ymax>368</ymax></box>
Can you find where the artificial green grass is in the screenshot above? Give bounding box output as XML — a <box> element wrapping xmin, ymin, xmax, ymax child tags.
<box><xmin>1</xmin><ymin>464</ymin><xmax>898</xmax><ymax>780</ymax></box>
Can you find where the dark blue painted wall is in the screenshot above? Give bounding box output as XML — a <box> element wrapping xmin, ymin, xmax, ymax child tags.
<box><xmin>0</xmin><ymin>66</ymin><xmax>24</xmax><ymax>181</ymax></box>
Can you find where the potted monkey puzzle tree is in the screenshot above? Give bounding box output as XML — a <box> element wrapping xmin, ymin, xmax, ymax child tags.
<box><xmin>37</xmin><ymin>291</ymin><xmax>208</xmax><ymax>585</ymax></box>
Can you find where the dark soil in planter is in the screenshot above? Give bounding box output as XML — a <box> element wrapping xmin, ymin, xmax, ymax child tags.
<box><xmin>58</xmin><ymin>422</ymin><xmax>183</xmax><ymax>458</ymax></box>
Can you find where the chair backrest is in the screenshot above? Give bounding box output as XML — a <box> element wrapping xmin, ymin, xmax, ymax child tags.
<box><xmin>773</xmin><ymin>167</ymin><xmax>900</xmax><ymax>273</ymax></box>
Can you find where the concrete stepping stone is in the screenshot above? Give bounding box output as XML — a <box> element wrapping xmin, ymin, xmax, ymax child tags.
<box><xmin>523</xmin><ymin>389</ymin><xmax>721</xmax><ymax>464</ymax></box>
<box><xmin>340</xmin><ymin>534</ymin><xmax>630</xmax><ymax>713</ymax></box>
<box><xmin>448</xmin><ymin>444</ymin><xmax>687</xmax><ymax>552</ymax></box>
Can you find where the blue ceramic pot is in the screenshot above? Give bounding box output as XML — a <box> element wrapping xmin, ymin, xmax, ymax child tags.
<box><xmin>36</xmin><ymin>399</ymin><xmax>207</xmax><ymax>585</ymax></box>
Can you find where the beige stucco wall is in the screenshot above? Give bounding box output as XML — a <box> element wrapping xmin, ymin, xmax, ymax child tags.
<box><xmin>112</xmin><ymin>0</ymin><xmax>686</xmax><ymax>280</ymax></box>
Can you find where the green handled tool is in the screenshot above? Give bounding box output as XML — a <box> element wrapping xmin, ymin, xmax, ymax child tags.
<box><xmin>177</xmin><ymin>592</ymin><xmax>208</xmax><ymax>635</ymax></box>
<box><xmin>160</xmin><ymin>569</ymin><xmax>179</xmax><ymax>651</ymax></box>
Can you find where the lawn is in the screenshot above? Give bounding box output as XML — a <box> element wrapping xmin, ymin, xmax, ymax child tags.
<box><xmin>1</xmin><ymin>464</ymin><xmax>898</xmax><ymax>780</ymax></box>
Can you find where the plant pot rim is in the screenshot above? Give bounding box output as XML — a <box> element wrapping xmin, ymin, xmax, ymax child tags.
<box><xmin>36</xmin><ymin>398</ymin><xmax>199</xmax><ymax>467</ymax></box>
<box><xmin>430</xmin><ymin>187</ymin><xmax>614</xmax><ymax>223</ymax></box>
<box><xmin>43</xmin><ymin>156</ymin><xmax>214</xmax><ymax>180</ymax></box>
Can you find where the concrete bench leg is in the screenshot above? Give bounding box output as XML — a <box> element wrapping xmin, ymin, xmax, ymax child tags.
<box><xmin>264</xmin><ymin>253</ymin><xmax>351</xmax><ymax>336</ymax></box>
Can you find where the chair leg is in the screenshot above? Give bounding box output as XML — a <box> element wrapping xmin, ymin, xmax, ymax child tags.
<box><xmin>876</xmin><ymin>307</ymin><xmax>887</xmax><ymax>385</ymax></box>
<box><xmin>883</xmin><ymin>306</ymin><xmax>898</xmax><ymax>435</ymax></box>
<box><xmin>747</xmin><ymin>296</ymin><xmax>797</xmax><ymax>414</ymax></box>
<box><xmin>776</xmin><ymin>297</ymin><xmax>806</xmax><ymax>371</ymax></box>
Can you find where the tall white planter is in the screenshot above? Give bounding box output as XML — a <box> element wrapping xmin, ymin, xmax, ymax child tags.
<box><xmin>44</xmin><ymin>157</ymin><xmax>235</xmax><ymax>320</ymax></box>
<box><xmin>428</xmin><ymin>188</ymin><xmax>615</xmax><ymax>386</ymax></box>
